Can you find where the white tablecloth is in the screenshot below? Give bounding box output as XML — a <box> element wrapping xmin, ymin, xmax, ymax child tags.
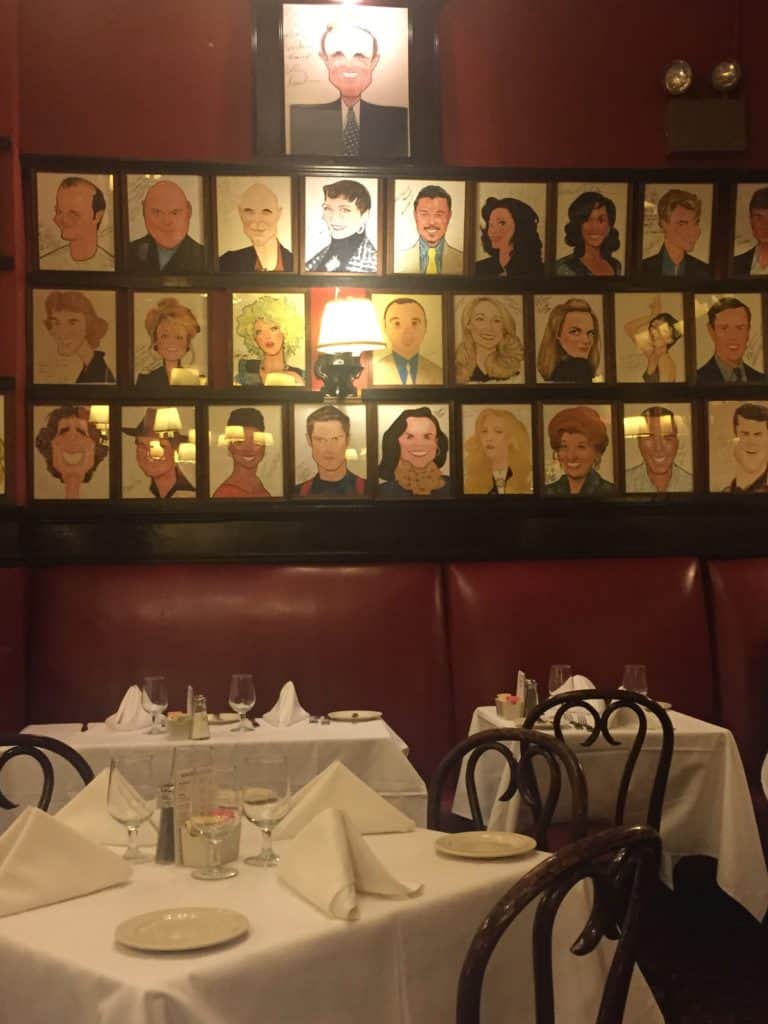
<box><xmin>0</xmin><ymin>827</ymin><xmax>662</xmax><ymax>1024</ymax></box>
<box><xmin>454</xmin><ymin>707</ymin><xmax>768</xmax><ymax>920</ymax></box>
<box><xmin>10</xmin><ymin>719</ymin><xmax>426</xmax><ymax>825</ymax></box>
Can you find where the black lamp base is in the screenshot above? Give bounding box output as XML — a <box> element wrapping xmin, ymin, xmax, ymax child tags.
<box><xmin>314</xmin><ymin>353</ymin><xmax>364</xmax><ymax>401</ymax></box>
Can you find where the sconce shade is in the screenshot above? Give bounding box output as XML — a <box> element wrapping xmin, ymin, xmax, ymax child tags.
<box><xmin>317</xmin><ymin>297</ymin><xmax>386</xmax><ymax>356</ymax></box>
<box><xmin>153</xmin><ymin>407</ymin><xmax>183</xmax><ymax>434</ymax></box>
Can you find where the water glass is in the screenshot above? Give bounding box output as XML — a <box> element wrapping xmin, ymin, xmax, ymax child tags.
<box><xmin>107</xmin><ymin>753</ymin><xmax>157</xmax><ymax>862</ymax></box>
<box><xmin>185</xmin><ymin>766</ymin><xmax>241</xmax><ymax>881</ymax></box>
<box><xmin>228</xmin><ymin>674</ymin><xmax>256</xmax><ymax>732</ymax></box>
<box><xmin>622</xmin><ymin>664</ymin><xmax>648</xmax><ymax>697</ymax></box>
<box><xmin>240</xmin><ymin>754</ymin><xmax>291</xmax><ymax>867</ymax></box>
<box><xmin>141</xmin><ymin>675</ymin><xmax>168</xmax><ymax>735</ymax></box>
<box><xmin>547</xmin><ymin>664</ymin><xmax>572</xmax><ymax>696</ymax></box>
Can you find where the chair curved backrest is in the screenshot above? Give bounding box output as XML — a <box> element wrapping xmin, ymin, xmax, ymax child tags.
<box><xmin>522</xmin><ymin>690</ymin><xmax>674</xmax><ymax>831</ymax></box>
<box><xmin>457</xmin><ymin>825</ymin><xmax>661</xmax><ymax>1024</ymax></box>
<box><xmin>428</xmin><ymin>727</ymin><xmax>588</xmax><ymax>850</ymax></box>
<box><xmin>0</xmin><ymin>734</ymin><xmax>95</xmax><ymax>811</ymax></box>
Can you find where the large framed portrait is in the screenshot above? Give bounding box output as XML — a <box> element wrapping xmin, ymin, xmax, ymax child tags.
<box><xmin>125</xmin><ymin>174</ymin><xmax>206</xmax><ymax>274</ymax></box>
<box><xmin>292</xmin><ymin>402</ymin><xmax>367</xmax><ymax>499</ymax></box>
<box><xmin>35</xmin><ymin>171</ymin><xmax>115</xmax><ymax>272</ymax></box>
<box><xmin>708</xmin><ymin>400</ymin><xmax>768</xmax><ymax>494</ymax></box>
<box><xmin>613</xmin><ymin>292</ymin><xmax>686</xmax><ymax>384</ymax></box>
<box><xmin>302</xmin><ymin>176</ymin><xmax>380</xmax><ymax>274</ymax></box>
<box><xmin>541</xmin><ymin>403</ymin><xmax>616</xmax><ymax>498</ymax></box>
<box><xmin>31</xmin><ymin>288</ymin><xmax>117</xmax><ymax>385</ymax></box>
<box><xmin>460</xmin><ymin>403</ymin><xmax>533</xmax><ymax>496</ymax></box>
<box><xmin>622</xmin><ymin>402</ymin><xmax>694</xmax><ymax>495</ymax></box>
<box><xmin>731</xmin><ymin>183</ymin><xmax>768</xmax><ymax>277</ymax></box>
<box><xmin>133</xmin><ymin>292</ymin><xmax>209</xmax><ymax>390</ymax></box>
<box><xmin>534</xmin><ymin>294</ymin><xmax>606</xmax><ymax>384</ymax></box>
<box><xmin>369</xmin><ymin>292</ymin><xmax>443</xmax><ymax>387</ymax></box>
<box><xmin>376</xmin><ymin>402</ymin><xmax>452</xmax><ymax>499</ymax></box>
<box><xmin>208</xmin><ymin>404</ymin><xmax>284</xmax><ymax>499</ymax></box>
<box><xmin>121</xmin><ymin>405</ymin><xmax>197</xmax><ymax>500</ymax></box>
<box><xmin>639</xmin><ymin>182</ymin><xmax>713</xmax><ymax>279</ymax></box>
<box><xmin>692</xmin><ymin>293</ymin><xmax>765</xmax><ymax>384</ymax></box>
<box><xmin>554</xmin><ymin>181</ymin><xmax>629</xmax><ymax>278</ymax></box>
<box><xmin>232</xmin><ymin>291</ymin><xmax>307</xmax><ymax>387</ymax></box>
<box><xmin>473</xmin><ymin>182</ymin><xmax>547</xmax><ymax>278</ymax></box>
<box><xmin>32</xmin><ymin>404</ymin><xmax>110</xmax><ymax>501</ymax></box>
<box><xmin>453</xmin><ymin>294</ymin><xmax>526</xmax><ymax>385</ymax></box>
<box><xmin>390</xmin><ymin>178</ymin><xmax>466</xmax><ymax>275</ymax></box>
<box><xmin>215</xmin><ymin>175</ymin><xmax>294</xmax><ymax>273</ymax></box>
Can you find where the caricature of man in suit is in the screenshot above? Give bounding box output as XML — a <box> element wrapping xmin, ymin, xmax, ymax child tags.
<box><xmin>733</xmin><ymin>188</ymin><xmax>768</xmax><ymax>276</ymax></box>
<box><xmin>397</xmin><ymin>185</ymin><xmax>464</xmax><ymax>275</ymax></box>
<box><xmin>289</xmin><ymin>23</ymin><xmax>408</xmax><ymax>160</ymax></box>
<box><xmin>696</xmin><ymin>297</ymin><xmax>765</xmax><ymax>384</ymax></box>
<box><xmin>640</xmin><ymin>189</ymin><xmax>710</xmax><ymax>279</ymax></box>
<box><xmin>127</xmin><ymin>180</ymin><xmax>206</xmax><ymax>274</ymax></box>
<box><xmin>372</xmin><ymin>298</ymin><xmax>442</xmax><ymax>385</ymax></box>
<box><xmin>722</xmin><ymin>403</ymin><xmax>768</xmax><ymax>493</ymax></box>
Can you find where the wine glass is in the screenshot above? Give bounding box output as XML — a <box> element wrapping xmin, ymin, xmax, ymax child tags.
<box><xmin>547</xmin><ymin>664</ymin><xmax>573</xmax><ymax>697</ymax></box>
<box><xmin>228</xmin><ymin>674</ymin><xmax>256</xmax><ymax>732</ymax></box>
<box><xmin>185</xmin><ymin>765</ymin><xmax>241</xmax><ymax>881</ymax></box>
<box><xmin>107</xmin><ymin>753</ymin><xmax>157</xmax><ymax>862</ymax></box>
<box><xmin>622</xmin><ymin>664</ymin><xmax>648</xmax><ymax>697</ymax></box>
<box><xmin>141</xmin><ymin>676</ymin><xmax>168</xmax><ymax>735</ymax></box>
<box><xmin>240</xmin><ymin>754</ymin><xmax>291</xmax><ymax>867</ymax></box>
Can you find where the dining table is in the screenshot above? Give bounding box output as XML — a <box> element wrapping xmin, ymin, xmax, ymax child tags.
<box><xmin>0</xmin><ymin>824</ymin><xmax>663</xmax><ymax>1024</ymax></box>
<box><xmin>11</xmin><ymin>717</ymin><xmax>427</xmax><ymax>825</ymax></box>
<box><xmin>453</xmin><ymin>706</ymin><xmax>768</xmax><ymax>921</ymax></box>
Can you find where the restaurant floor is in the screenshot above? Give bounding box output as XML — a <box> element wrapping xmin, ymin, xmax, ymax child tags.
<box><xmin>637</xmin><ymin>860</ymin><xmax>768</xmax><ymax>1023</ymax></box>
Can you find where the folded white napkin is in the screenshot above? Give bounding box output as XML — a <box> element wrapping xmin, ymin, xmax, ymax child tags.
<box><xmin>543</xmin><ymin>674</ymin><xmax>605</xmax><ymax>725</ymax></box>
<box><xmin>273</xmin><ymin>761</ymin><xmax>415</xmax><ymax>840</ymax></box>
<box><xmin>278</xmin><ymin>807</ymin><xmax>422</xmax><ymax>920</ymax></box>
<box><xmin>55</xmin><ymin>768</ymin><xmax>157</xmax><ymax>846</ymax></box>
<box><xmin>261</xmin><ymin>680</ymin><xmax>310</xmax><ymax>727</ymax></box>
<box><xmin>0</xmin><ymin>806</ymin><xmax>130</xmax><ymax>917</ymax></box>
<box><xmin>105</xmin><ymin>685</ymin><xmax>153</xmax><ymax>731</ymax></box>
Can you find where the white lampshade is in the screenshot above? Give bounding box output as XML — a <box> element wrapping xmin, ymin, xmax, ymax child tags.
<box><xmin>153</xmin><ymin>407</ymin><xmax>182</xmax><ymax>434</ymax></box>
<box><xmin>175</xmin><ymin>442</ymin><xmax>196</xmax><ymax>463</ymax></box>
<box><xmin>316</xmin><ymin>297</ymin><xmax>386</xmax><ymax>356</ymax></box>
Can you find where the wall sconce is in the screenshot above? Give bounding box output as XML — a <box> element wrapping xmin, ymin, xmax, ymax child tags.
<box><xmin>315</xmin><ymin>295</ymin><xmax>386</xmax><ymax>401</ymax></box>
<box><xmin>153</xmin><ymin>407</ymin><xmax>183</xmax><ymax>436</ymax></box>
<box><xmin>87</xmin><ymin>405</ymin><xmax>110</xmax><ymax>431</ymax></box>
<box><xmin>662</xmin><ymin>57</ymin><xmax>746</xmax><ymax>153</ymax></box>
<box><xmin>175</xmin><ymin>442</ymin><xmax>197</xmax><ymax>464</ymax></box>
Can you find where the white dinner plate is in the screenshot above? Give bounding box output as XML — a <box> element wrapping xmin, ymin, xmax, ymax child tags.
<box><xmin>115</xmin><ymin>907</ymin><xmax>249</xmax><ymax>953</ymax></box>
<box><xmin>435</xmin><ymin>832</ymin><xmax>537</xmax><ymax>860</ymax></box>
<box><xmin>327</xmin><ymin>710</ymin><xmax>383</xmax><ymax>723</ymax></box>
<box><xmin>208</xmin><ymin>713</ymin><xmax>240</xmax><ymax>725</ymax></box>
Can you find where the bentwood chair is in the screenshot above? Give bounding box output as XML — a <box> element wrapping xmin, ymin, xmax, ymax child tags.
<box><xmin>523</xmin><ymin>691</ymin><xmax>674</xmax><ymax>832</ymax></box>
<box><xmin>428</xmin><ymin>727</ymin><xmax>588</xmax><ymax>850</ymax></box>
<box><xmin>456</xmin><ymin>825</ymin><xmax>662</xmax><ymax>1024</ymax></box>
<box><xmin>0</xmin><ymin>733</ymin><xmax>94</xmax><ymax>811</ymax></box>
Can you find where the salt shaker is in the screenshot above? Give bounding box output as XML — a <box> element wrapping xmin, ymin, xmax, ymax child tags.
<box><xmin>155</xmin><ymin>783</ymin><xmax>176</xmax><ymax>864</ymax></box>
<box><xmin>190</xmin><ymin>694</ymin><xmax>210</xmax><ymax>740</ymax></box>
<box><xmin>523</xmin><ymin>678</ymin><xmax>540</xmax><ymax>718</ymax></box>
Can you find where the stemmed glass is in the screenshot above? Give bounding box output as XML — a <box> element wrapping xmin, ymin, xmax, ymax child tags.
<box><xmin>622</xmin><ymin>664</ymin><xmax>648</xmax><ymax>697</ymax></box>
<box><xmin>228</xmin><ymin>674</ymin><xmax>256</xmax><ymax>732</ymax></box>
<box><xmin>107</xmin><ymin>753</ymin><xmax>157</xmax><ymax>862</ymax></box>
<box><xmin>548</xmin><ymin>664</ymin><xmax>573</xmax><ymax>697</ymax></box>
<box><xmin>141</xmin><ymin>676</ymin><xmax>168</xmax><ymax>735</ymax></box>
<box><xmin>185</xmin><ymin>765</ymin><xmax>241</xmax><ymax>881</ymax></box>
<box><xmin>240</xmin><ymin>754</ymin><xmax>291</xmax><ymax>867</ymax></box>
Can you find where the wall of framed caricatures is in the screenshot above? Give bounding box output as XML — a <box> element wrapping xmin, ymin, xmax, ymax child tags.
<box><xmin>20</xmin><ymin>154</ymin><xmax>768</xmax><ymax>561</ymax></box>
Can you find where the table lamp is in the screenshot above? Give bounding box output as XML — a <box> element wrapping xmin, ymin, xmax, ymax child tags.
<box><xmin>315</xmin><ymin>295</ymin><xmax>386</xmax><ymax>400</ymax></box>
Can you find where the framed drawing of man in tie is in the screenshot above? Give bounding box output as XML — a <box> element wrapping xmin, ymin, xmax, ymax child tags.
<box><xmin>251</xmin><ymin>0</ymin><xmax>442</xmax><ymax>162</ymax></box>
<box><xmin>390</xmin><ymin>179</ymin><xmax>467</xmax><ymax>275</ymax></box>
<box><xmin>368</xmin><ymin>292</ymin><xmax>444</xmax><ymax>387</ymax></box>
<box><xmin>693</xmin><ymin>293</ymin><xmax>766</xmax><ymax>385</ymax></box>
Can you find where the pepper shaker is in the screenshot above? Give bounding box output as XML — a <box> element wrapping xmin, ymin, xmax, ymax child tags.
<box><xmin>190</xmin><ymin>694</ymin><xmax>210</xmax><ymax>740</ymax></box>
<box><xmin>155</xmin><ymin>783</ymin><xmax>176</xmax><ymax>864</ymax></box>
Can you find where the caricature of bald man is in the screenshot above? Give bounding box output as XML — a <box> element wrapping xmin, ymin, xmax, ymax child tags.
<box><xmin>127</xmin><ymin>179</ymin><xmax>206</xmax><ymax>273</ymax></box>
<box><xmin>219</xmin><ymin>181</ymin><xmax>293</xmax><ymax>272</ymax></box>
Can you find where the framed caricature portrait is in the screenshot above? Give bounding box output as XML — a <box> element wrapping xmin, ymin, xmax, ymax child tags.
<box><xmin>32</xmin><ymin>404</ymin><xmax>110</xmax><ymax>501</ymax></box>
<box><xmin>708</xmin><ymin>400</ymin><xmax>768</xmax><ymax>494</ymax></box>
<box><xmin>376</xmin><ymin>402</ymin><xmax>452</xmax><ymax>498</ymax></box>
<box><xmin>369</xmin><ymin>292</ymin><xmax>443</xmax><ymax>386</ymax></box>
<box><xmin>541</xmin><ymin>403</ymin><xmax>615</xmax><ymax>497</ymax></box>
<box><xmin>693</xmin><ymin>293</ymin><xmax>765</xmax><ymax>384</ymax></box>
<box><xmin>232</xmin><ymin>291</ymin><xmax>307</xmax><ymax>387</ymax></box>
<box><xmin>461</xmin><ymin>403</ymin><xmax>533</xmax><ymax>496</ymax></box>
<box><xmin>623</xmin><ymin>402</ymin><xmax>693</xmax><ymax>495</ymax></box>
<box><xmin>292</xmin><ymin>402</ymin><xmax>367</xmax><ymax>498</ymax></box>
<box><xmin>282</xmin><ymin>3</ymin><xmax>410</xmax><ymax>160</ymax></box>
<box><xmin>133</xmin><ymin>292</ymin><xmax>209</xmax><ymax>390</ymax></box>
<box><xmin>453</xmin><ymin>294</ymin><xmax>526</xmax><ymax>385</ymax></box>
<box><xmin>303</xmin><ymin>176</ymin><xmax>380</xmax><ymax>274</ymax></box>
<box><xmin>534</xmin><ymin>294</ymin><xmax>605</xmax><ymax>384</ymax></box>
<box><xmin>554</xmin><ymin>181</ymin><xmax>628</xmax><ymax>277</ymax></box>
<box><xmin>125</xmin><ymin>174</ymin><xmax>206</xmax><ymax>274</ymax></box>
<box><xmin>613</xmin><ymin>292</ymin><xmax>686</xmax><ymax>384</ymax></box>
<box><xmin>474</xmin><ymin>182</ymin><xmax>546</xmax><ymax>278</ymax></box>
<box><xmin>121</xmin><ymin>405</ymin><xmax>196</xmax><ymax>500</ymax></box>
<box><xmin>208</xmin><ymin>404</ymin><xmax>284</xmax><ymax>499</ymax></box>
<box><xmin>391</xmin><ymin>179</ymin><xmax>466</xmax><ymax>275</ymax></box>
<box><xmin>215</xmin><ymin>176</ymin><xmax>294</xmax><ymax>273</ymax></box>
<box><xmin>31</xmin><ymin>288</ymin><xmax>117</xmax><ymax>385</ymax></box>
<box><xmin>731</xmin><ymin>183</ymin><xmax>768</xmax><ymax>277</ymax></box>
<box><xmin>35</xmin><ymin>171</ymin><xmax>115</xmax><ymax>272</ymax></box>
<box><xmin>639</xmin><ymin>182</ymin><xmax>713</xmax><ymax>279</ymax></box>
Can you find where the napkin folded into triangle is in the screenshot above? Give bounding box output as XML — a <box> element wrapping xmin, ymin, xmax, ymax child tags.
<box><xmin>56</xmin><ymin>768</ymin><xmax>157</xmax><ymax>846</ymax></box>
<box><xmin>260</xmin><ymin>680</ymin><xmax>310</xmax><ymax>727</ymax></box>
<box><xmin>0</xmin><ymin>806</ymin><xmax>131</xmax><ymax>917</ymax></box>
<box><xmin>273</xmin><ymin>760</ymin><xmax>416</xmax><ymax>840</ymax></box>
<box><xmin>543</xmin><ymin>674</ymin><xmax>606</xmax><ymax>725</ymax></box>
<box><xmin>278</xmin><ymin>807</ymin><xmax>422</xmax><ymax>920</ymax></box>
<box><xmin>105</xmin><ymin>685</ymin><xmax>153</xmax><ymax>731</ymax></box>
